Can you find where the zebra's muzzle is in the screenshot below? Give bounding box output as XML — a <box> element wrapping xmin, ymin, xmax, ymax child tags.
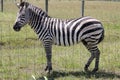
<box><xmin>13</xmin><ymin>22</ymin><xmax>21</xmax><ymax>32</ymax></box>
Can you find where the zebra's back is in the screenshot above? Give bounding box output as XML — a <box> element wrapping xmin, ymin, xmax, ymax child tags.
<box><xmin>51</xmin><ymin>16</ymin><xmax>104</xmax><ymax>46</ymax></box>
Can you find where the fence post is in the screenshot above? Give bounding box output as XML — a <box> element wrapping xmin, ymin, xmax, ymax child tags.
<box><xmin>81</xmin><ymin>0</ymin><xmax>85</xmax><ymax>17</ymax></box>
<box><xmin>20</xmin><ymin>0</ymin><xmax>23</xmax><ymax>3</ymax></box>
<box><xmin>45</xmin><ymin>0</ymin><xmax>48</xmax><ymax>13</ymax></box>
<box><xmin>1</xmin><ymin>0</ymin><xmax>3</xmax><ymax>12</ymax></box>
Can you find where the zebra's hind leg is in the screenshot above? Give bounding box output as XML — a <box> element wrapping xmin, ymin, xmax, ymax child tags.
<box><xmin>82</xmin><ymin>40</ymin><xmax>100</xmax><ymax>73</ymax></box>
<box><xmin>82</xmin><ymin>40</ymin><xmax>94</xmax><ymax>72</ymax></box>
<box><xmin>86</xmin><ymin>47</ymin><xmax>100</xmax><ymax>73</ymax></box>
<box><xmin>92</xmin><ymin>48</ymin><xmax>100</xmax><ymax>73</ymax></box>
<box><xmin>84</xmin><ymin>52</ymin><xmax>95</xmax><ymax>72</ymax></box>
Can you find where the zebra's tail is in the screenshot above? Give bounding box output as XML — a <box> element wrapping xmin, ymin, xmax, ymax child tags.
<box><xmin>98</xmin><ymin>29</ymin><xmax>104</xmax><ymax>44</ymax></box>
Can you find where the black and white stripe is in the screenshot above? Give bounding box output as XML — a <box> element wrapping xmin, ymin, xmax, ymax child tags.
<box><xmin>13</xmin><ymin>2</ymin><xmax>104</xmax><ymax>73</ymax></box>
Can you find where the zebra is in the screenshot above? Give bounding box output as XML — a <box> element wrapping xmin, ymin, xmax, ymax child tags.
<box><xmin>13</xmin><ymin>2</ymin><xmax>104</xmax><ymax>73</ymax></box>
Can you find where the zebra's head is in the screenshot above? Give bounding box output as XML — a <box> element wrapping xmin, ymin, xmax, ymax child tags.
<box><xmin>13</xmin><ymin>2</ymin><xmax>30</xmax><ymax>31</ymax></box>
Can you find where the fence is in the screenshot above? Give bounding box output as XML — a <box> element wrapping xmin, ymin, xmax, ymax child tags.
<box><xmin>0</xmin><ymin>0</ymin><xmax>3</xmax><ymax>12</ymax></box>
<box><xmin>1</xmin><ymin>0</ymin><xmax>84</xmax><ymax>16</ymax></box>
<box><xmin>0</xmin><ymin>0</ymin><xmax>120</xmax><ymax>80</ymax></box>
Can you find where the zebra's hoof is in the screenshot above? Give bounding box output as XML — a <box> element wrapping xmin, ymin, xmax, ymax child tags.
<box><xmin>92</xmin><ymin>68</ymin><xmax>98</xmax><ymax>73</ymax></box>
<box><xmin>84</xmin><ymin>65</ymin><xmax>89</xmax><ymax>72</ymax></box>
<box><xmin>84</xmin><ymin>68</ymin><xmax>89</xmax><ymax>72</ymax></box>
<box><xmin>45</xmin><ymin>66</ymin><xmax>52</xmax><ymax>74</ymax></box>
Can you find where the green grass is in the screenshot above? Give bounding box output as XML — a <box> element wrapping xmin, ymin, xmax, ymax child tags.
<box><xmin>0</xmin><ymin>0</ymin><xmax>120</xmax><ymax>80</ymax></box>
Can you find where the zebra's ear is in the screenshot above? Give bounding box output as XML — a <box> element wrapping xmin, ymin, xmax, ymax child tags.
<box><xmin>16</xmin><ymin>3</ymin><xmax>20</xmax><ymax>9</ymax></box>
<box><xmin>19</xmin><ymin>2</ymin><xmax>29</xmax><ymax>8</ymax></box>
<box><xmin>23</xmin><ymin>2</ymin><xmax>29</xmax><ymax>8</ymax></box>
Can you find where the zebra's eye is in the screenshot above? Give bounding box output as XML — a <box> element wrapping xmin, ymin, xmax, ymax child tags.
<box><xmin>18</xmin><ymin>14</ymin><xmax>25</xmax><ymax>19</ymax></box>
<box><xmin>19</xmin><ymin>7</ymin><xmax>24</xmax><ymax>12</ymax></box>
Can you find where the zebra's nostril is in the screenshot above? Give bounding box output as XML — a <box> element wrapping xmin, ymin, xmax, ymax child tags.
<box><xmin>13</xmin><ymin>23</ymin><xmax>21</xmax><ymax>31</ymax></box>
<box><xmin>14</xmin><ymin>27</ymin><xmax>20</xmax><ymax>31</ymax></box>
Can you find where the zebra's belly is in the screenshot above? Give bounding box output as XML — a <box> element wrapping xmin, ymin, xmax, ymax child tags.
<box><xmin>53</xmin><ymin>37</ymin><xmax>81</xmax><ymax>46</ymax></box>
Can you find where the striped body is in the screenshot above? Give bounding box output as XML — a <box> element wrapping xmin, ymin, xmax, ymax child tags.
<box><xmin>51</xmin><ymin>17</ymin><xmax>103</xmax><ymax>46</ymax></box>
<box><xmin>27</xmin><ymin>5</ymin><xmax>104</xmax><ymax>46</ymax></box>
<box><xmin>13</xmin><ymin>2</ymin><xmax>104</xmax><ymax>73</ymax></box>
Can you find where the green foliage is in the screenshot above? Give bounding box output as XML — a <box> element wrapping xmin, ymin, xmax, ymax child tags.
<box><xmin>0</xmin><ymin>0</ymin><xmax>120</xmax><ymax>80</ymax></box>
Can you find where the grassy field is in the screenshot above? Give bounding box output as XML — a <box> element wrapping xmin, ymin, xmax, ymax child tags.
<box><xmin>0</xmin><ymin>0</ymin><xmax>120</xmax><ymax>80</ymax></box>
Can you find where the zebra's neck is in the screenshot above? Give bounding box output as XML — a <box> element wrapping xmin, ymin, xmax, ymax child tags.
<box><xmin>28</xmin><ymin>5</ymin><xmax>51</xmax><ymax>39</ymax></box>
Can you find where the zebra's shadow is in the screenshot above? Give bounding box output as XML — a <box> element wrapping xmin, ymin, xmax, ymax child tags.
<box><xmin>36</xmin><ymin>70</ymin><xmax>120</xmax><ymax>80</ymax></box>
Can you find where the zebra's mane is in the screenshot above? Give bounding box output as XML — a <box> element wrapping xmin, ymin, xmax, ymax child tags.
<box><xmin>20</xmin><ymin>2</ymin><xmax>50</xmax><ymax>18</ymax></box>
<box><xmin>20</xmin><ymin>2</ymin><xmax>82</xmax><ymax>23</ymax></box>
<box><xmin>30</xmin><ymin>5</ymin><xmax>49</xmax><ymax>17</ymax></box>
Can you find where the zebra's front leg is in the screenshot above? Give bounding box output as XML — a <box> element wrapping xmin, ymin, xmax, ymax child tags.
<box><xmin>43</xmin><ymin>43</ymin><xmax>52</xmax><ymax>73</ymax></box>
<box><xmin>45</xmin><ymin>54</ymin><xmax>52</xmax><ymax>73</ymax></box>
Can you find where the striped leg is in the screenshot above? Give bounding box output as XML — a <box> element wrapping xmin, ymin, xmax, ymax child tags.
<box><xmin>43</xmin><ymin>41</ymin><xmax>52</xmax><ymax>73</ymax></box>
<box><xmin>85</xmin><ymin>48</ymin><xmax>100</xmax><ymax>73</ymax></box>
<box><xmin>92</xmin><ymin>49</ymin><xmax>100</xmax><ymax>72</ymax></box>
<box><xmin>84</xmin><ymin>51</ymin><xmax>95</xmax><ymax>72</ymax></box>
<box><xmin>82</xmin><ymin>40</ymin><xmax>100</xmax><ymax>72</ymax></box>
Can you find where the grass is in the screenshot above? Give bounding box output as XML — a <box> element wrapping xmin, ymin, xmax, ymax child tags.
<box><xmin>0</xmin><ymin>0</ymin><xmax>120</xmax><ymax>80</ymax></box>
